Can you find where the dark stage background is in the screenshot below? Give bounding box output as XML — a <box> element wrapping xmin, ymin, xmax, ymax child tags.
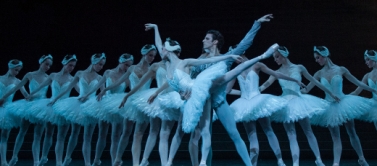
<box><xmin>1</xmin><ymin>0</ymin><xmax>377</xmax><ymax>161</ymax></box>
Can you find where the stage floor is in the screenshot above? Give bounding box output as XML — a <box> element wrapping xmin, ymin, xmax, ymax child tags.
<box><xmin>13</xmin><ymin>159</ymin><xmax>377</xmax><ymax>166</ymax></box>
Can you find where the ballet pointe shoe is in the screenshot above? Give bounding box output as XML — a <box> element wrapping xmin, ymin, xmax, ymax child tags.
<box><xmin>38</xmin><ymin>157</ymin><xmax>48</xmax><ymax>166</ymax></box>
<box><xmin>165</xmin><ymin>162</ymin><xmax>173</xmax><ymax>166</ymax></box>
<box><xmin>332</xmin><ymin>163</ymin><xmax>339</xmax><ymax>166</ymax></box>
<box><xmin>113</xmin><ymin>160</ymin><xmax>122</xmax><ymax>166</ymax></box>
<box><xmin>277</xmin><ymin>160</ymin><xmax>286</xmax><ymax>166</ymax></box>
<box><xmin>1</xmin><ymin>162</ymin><xmax>9</xmax><ymax>166</ymax></box>
<box><xmin>139</xmin><ymin>159</ymin><xmax>149</xmax><ymax>166</ymax></box>
<box><xmin>8</xmin><ymin>157</ymin><xmax>18</xmax><ymax>166</ymax></box>
<box><xmin>62</xmin><ymin>157</ymin><xmax>72</xmax><ymax>166</ymax></box>
<box><xmin>260</xmin><ymin>43</ymin><xmax>279</xmax><ymax>59</ymax></box>
<box><xmin>315</xmin><ymin>159</ymin><xmax>325</xmax><ymax>166</ymax></box>
<box><xmin>358</xmin><ymin>159</ymin><xmax>369</xmax><ymax>166</ymax></box>
<box><xmin>92</xmin><ymin>160</ymin><xmax>101</xmax><ymax>166</ymax></box>
<box><xmin>199</xmin><ymin>160</ymin><xmax>207</xmax><ymax>166</ymax></box>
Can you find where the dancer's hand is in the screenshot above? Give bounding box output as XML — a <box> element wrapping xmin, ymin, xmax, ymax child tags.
<box><xmin>300</xmin><ymin>88</ymin><xmax>308</xmax><ymax>94</ymax></box>
<box><xmin>296</xmin><ymin>81</ymin><xmax>306</xmax><ymax>89</ymax></box>
<box><xmin>147</xmin><ymin>93</ymin><xmax>158</xmax><ymax>104</ymax></box>
<box><xmin>47</xmin><ymin>99</ymin><xmax>57</xmax><ymax>106</ymax></box>
<box><xmin>25</xmin><ymin>94</ymin><xmax>34</xmax><ymax>101</ymax></box>
<box><xmin>78</xmin><ymin>95</ymin><xmax>88</xmax><ymax>102</ymax></box>
<box><xmin>96</xmin><ymin>91</ymin><xmax>105</xmax><ymax>101</ymax></box>
<box><xmin>145</xmin><ymin>23</ymin><xmax>157</xmax><ymax>31</ymax></box>
<box><xmin>330</xmin><ymin>93</ymin><xmax>341</xmax><ymax>103</ymax></box>
<box><xmin>179</xmin><ymin>90</ymin><xmax>192</xmax><ymax>100</ymax></box>
<box><xmin>119</xmin><ymin>96</ymin><xmax>128</xmax><ymax>108</ymax></box>
<box><xmin>230</xmin><ymin>55</ymin><xmax>243</xmax><ymax>63</ymax></box>
<box><xmin>257</xmin><ymin>14</ymin><xmax>273</xmax><ymax>23</ymax></box>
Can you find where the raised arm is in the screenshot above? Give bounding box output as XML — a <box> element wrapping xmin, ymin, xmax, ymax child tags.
<box><xmin>300</xmin><ymin>65</ymin><xmax>340</xmax><ymax>101</ymax></box>
<box><xmin>350</xmin><ymin>74</ymin><xmax>368</xmax><ymax>95</ymax></box>
<box><xmin>226</xmin><ymin>14</ymin><xmax>273</xmax><ymax>56</ymax></box>
<box><xmin>145</xmin><ymin>23</ymin><xmax>163</xmax><ymax>57</ymax></box>
<box><xmin>259</xmin><ymin>75</ymin><xmax>277</xmax><ymax>92</ymax></box>
<box><xmin>342</xmin><ymin>67</ymin><xmax>376</xmax><ymax>93</ymax></box>
<box><xmin>183</xmin><ymin>54</ymin><xmax>242</xmax><ymax>67</ymax></box>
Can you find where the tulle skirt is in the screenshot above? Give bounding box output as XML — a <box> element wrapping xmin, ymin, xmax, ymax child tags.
<box><xmin>118</xmin><ymin>92</ymin><xmax>150</xmax><ymax>123</ymax></box>
<box><xmin>271</xmin><ymin>93</ymin><xmax>329</xmax><ymax>123</ymax></box>
<box><xmin>231</xmin><ymin>94</ymin><xmax>287</xmax><ymax>122</ymax></box>
<box><xmin>53</xmin><ymin>97</ymin><xmax>98</xmax><ymax>126</ymax></box>
<box><xmin>0</xmin><ymin>104</ymin><xmax>21</xmax><ymax>129</ymax></box>
<box><xmin>31</xmin><ymin>99</ymin><xmax>70</xmax><ymax>126</ymax></box>
<box><xmin>358</xmin><ymin>99</ymin><xmax>377</xmax><ymax>123</ymax></box>
<box><xmin>6</xmin><ymin>99</ymin><xmax>44</xmax><ymax>124</ymax></box>
<box><xmin>81</xmin><ymin>94</ymin><xmax>125</xmax><ymax>124</ymax></box>
<box><xmin>311</xmin><ymin>95</ymin><xmax>373</xmax><ymax>127</ymax></box>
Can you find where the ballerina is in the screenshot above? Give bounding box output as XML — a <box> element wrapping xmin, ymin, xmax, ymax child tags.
<box><xmin>25</xmin><ymin>55</ymin><xmax>78</xmax><ymax>166</ymax></box>
<box><xmin>0</xmin><ymin>55</ymin><xmax>53</xmax><ymax>166</ymax></box>
<box><xmin>259</xmin><ymin>46</ymin><xmax>341</xmax><ymax>166</ymax></box>
<box><xmin>145</xmin><ymin>22</ymin><xmax>278</xmax><ymax>166</ymax></box>
<box><xmin>226</xmin><ymin>45</ymin><xmax>307</xmax><ymax>166</ymax></box>
<box><xmin>304</xmin><ymin>46</ymin><xmax>375</xmax><ymax>166</ymax></box>
<box><xmin>0</xmin><ymin>59</ymin><xmax>27</xmax><ymax>166</ymax></box>
<box><xmin>117</xmin><ymin>59</ymin><xmax>183</xmax><ymax>165</ymax></box>
<box><xmin>78</xmin><ymin>53</ymin><xmax>134</xmax><ymax>165</ymax></box>
<box><xmin>95</xmin><ymin>45</ymin><xmax>157</xmax><ymax>166</ymax></box>
<box><xmin>49</xmin><ymin>53</ymin><xmax>106</xmax><ymax>166</ymax></box>
<box><xmin>351</xmin><ymin>50</ymin><xmax>377</xmax><ymax>131</ymax></box>
<box><xmin>178</xmin><ymin>14</ymin><xmax>274</xmax><ymax>166</ymax></box>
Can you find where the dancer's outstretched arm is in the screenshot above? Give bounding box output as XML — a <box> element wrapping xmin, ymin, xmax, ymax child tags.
<box><xmin>0</xmin><ymin>73</ymin><xmax>31</xmax><ymax>103</ymax></box>
<box><xmin>350</xmin><ymin>74</ymin><xmax>368</xmax><ymax>95</ymax></box>
<box><xmin>118</xmin><ymin>63</ymin><xmax>159</xmax><ymax>108</ymax></box>
<box><xmin>227</xmin><ymin>14</ymin><xmax>273</xmax><ymax>56</ymax></box>
<box><xmin>145</xmin><ymin>24</ymin><xmax>163</xmax><ymax>58</ymax></box>
<box><xmin>300</xmin><ymin>66</ymin><xmax>340</xmax><ymax>101</ymax></box>
<box><xmin>342</xmin><ymin>67</ymin><xmax>377</xmax><ymax>93</ymax></box>
<box><xmin>183</xmin><ymin>55</ymin><xmax>242</xmax><ymax>68</ymax></box>
<box><xmin>259</xmin><ymin>76</ymin><xmax>276</xmax><ymax>92</ymax></box>
<box><xmin>147</xmin><ymin>82</ymin><xmax>170</xmax><ymax>103</ymax></box>
<box><xmin>259</xmin><ymin>62</ymin><xmax>305</xmax><ymax>87</ymax></box>
<box><xmin>97</xmin><ymin>66</ymin><xmax>133</xmax><ymax>101</ymax></box>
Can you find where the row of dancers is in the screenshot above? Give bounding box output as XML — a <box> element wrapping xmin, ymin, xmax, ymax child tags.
<box><xmin>0</xmin><ymin>14</ymin><xmax>376</xmax><ymax>166</ymax></box>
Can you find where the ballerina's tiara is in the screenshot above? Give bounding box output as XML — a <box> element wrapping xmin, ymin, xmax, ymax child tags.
<box><xmin>277</xmin><ymin>46</ymin><xmax>289</xmax><ymax>57</ymax></box>
<box><xmin>364</xmin><ymin>50</ymin><xmax>377</xmax><ymax>61</ymax></box>
<box><xmin>39</xmin><ymin>54</ymin><xmax>53</xmax><ymax>64</ymax></box>
<box><xmin>140</xmin><ymin>44</ymin><xmax>157</xmax><ymax>55</ymax></box>
<box><xmin>119</xmin><ymin>54</ymin><xmax>134</xmax><ymax>63</ymax></box>
<box><xmin>62</xmin><ymin>54</ymin><xmax>78</xmax><ymax>65</ymax></box>
<box><xmin>8</xmin><ymin>60</ymin><xmax>23</xmax><ymax>69</ymax></box>
<box><xmin>165</xmin><ymin>38</ymin><xmax>181</xmax><ymax>52</ymax></box>
<box><xmin>91</xmin><ymin>53</ymin><xmax>106</xmax><ymax>64</ymax></box>
<box><xmin>314</xmin><ymin>46</ymin><xmax>329</xmax><ymax>57</ymax></box>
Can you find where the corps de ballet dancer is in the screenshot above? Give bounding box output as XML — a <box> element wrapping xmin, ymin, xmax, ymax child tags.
<box><xmin>96</xmin><ymin>45</ymin><xmax>157</xmax><ymax>166</ymax></box>
<box><xmin>304</xmin><ymin>46</ymin><xmax>375</xmax><ymax>166</ymax></box>
<box><xmin>351</xmin><ymin>50</ymin><xmax>377</xmax><ymax>131</ymax></box>
<box><xmin>226</xmin><ymin>45</ymin><xmax>306</xmax><ymax>166</ymax></box>
<box><xmin>25</xmin><ymin>55</ymin><xmax>78</xmax><ymax>166</ymax></box>
<box><xmin>259</xmin><ymin>46</ymin><xmax>341</xmax><ymax>166</ymax></box>
<box><xmin>49</xmin><ymin>53</ymin><xmax>106</xmax><ymax>166</ymax></box>
<box><xmin>78</xmin><ymin>53</ymin><xmax>134</xmax><ymax>165</ymax></box>
<box><xmin>0</xmin><ymin>55</ymin><xmax>53</xmax><ymax>166</ymax></box>
<box><xmin>0</xmin><ymin>60</ymin><xmax>26</xmax><ymax>166</ymax></box>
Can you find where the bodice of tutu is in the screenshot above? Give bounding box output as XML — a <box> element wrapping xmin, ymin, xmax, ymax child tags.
<box><xmin>368</xmin><ymin>78</ymin><xmax>377</xmax><ymax>100</ymax></box>
<box><xmin>278</xmin><ymin>67</ymin><xmax>301</xmax><ymax>96</ymax></box>
<box><xmin>129</xmin><ymin>72</ymin><xmax>151</xmax><ymax>90</ymax></box>
<box><xmin>156</xmin><ymin>67</ymin><xmax>167</xmax><ymax>87</ymax></box>
<box><xmin>30</xmin><ymin>79</ymin><xmax>48</xmax><ymax>99</ymax></box>
<box><xmin>51</xmin><ymin>80</ymin><xmax>71</xmax><ymax>99</ymax></box>
<box><xmin>168</xmin><ymin>69</ymin><xmax>193</xmax><ymax>93</ymax></box>
<box><xmin>78</xmin><ymin>78</ymin><xmax>99</xmax><ymax>98</ymax></box>
<box><xmin>0</xmin><ymin>83</ymin><xmax>16</xmax><ymax>104</ymax></box>
<box><xmin>237</xmin><ymin>71</ymin><xmax>260</xmax><ymax>100</ymax></box>
<box><xmin>106</xmin><ymin>78</ymin><xmax>126</xmax><ymax>95</ymax></box>
<box><xmin>320</xmin><ymin>75</ymin><xmax>345</xmax><ymax>102</ymax></box>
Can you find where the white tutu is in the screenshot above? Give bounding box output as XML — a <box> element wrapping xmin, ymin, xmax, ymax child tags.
<box><xmin>181</xmin><ymin>61</ymin><xmax>228</xmax><ymax>133</ymax></box>
<box><xmin>133</xmin><ymin>88</ymin><xmax>183</xmax><ymax>121</ymax></box>
<box><xmin>232</xmin><ymin>94</ymin><xmax>287</xmax><ymax>122</ymax></box>
<box><xmin>271</xmin><ymin>91</ymin><xmax>329</xmax><ymax>123</ymax></box>
<box><xmin>31</xmin><ymin>99</ymin><xmax>69</xmax><ymax>126</ymax></box>
<box><xmin>359</xmin><ymin>99</ymin><xmax>377</xmax><ymax>123</ymax></box>
<box><xmin>53</xmin><ymin>97</ymin><xmax>98</xmax><ymax>126</ymax></box>
<box><xmin>0</xmin><ymin>105</ymin><xmax>21</xmax><ymax>129</ymax></box>
<box><xmin>118</xmin><ymin>92</ymin><xmax>150</xmax><ymax>123</ymax></box>
<box><xmin>6</xmin><ymin>99</ymin><xmax>44</xmax><ymax>124</ymax></box>
<box><xmin>81</xmin><ymin>94</ymin><xmax>125</xmax><ymax>124</ymax></box>
<box><xmin>311</xmin><ymin>95</ymin><xmax>373</xmax><ymax>127</ymax></box>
